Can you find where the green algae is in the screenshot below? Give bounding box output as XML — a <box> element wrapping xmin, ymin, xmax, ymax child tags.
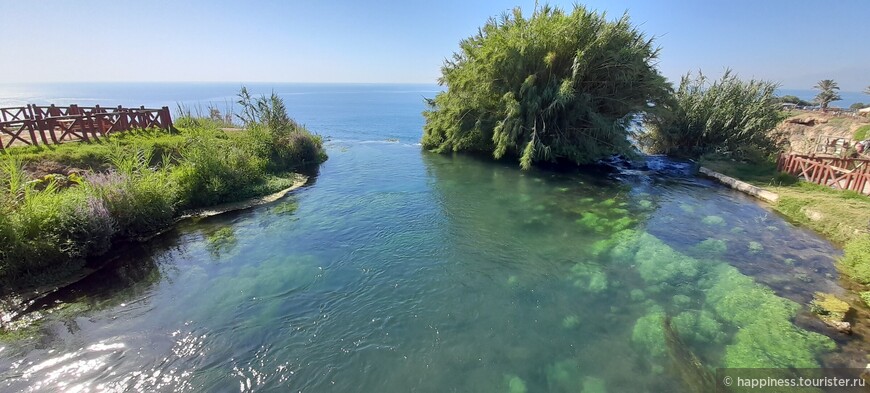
<box><xmin>701</xmin><ymin>215</ymin><xmax>725</xmax><ymax>226</ymax></box>
<box><xmin>748</xmin><ymin>241</ymin><xmax>764</xmax><ymax>254</ymax></box>
<box><xmin>569</xmin><ymin>263</ymin><xmax>608</xmax><ymax>293</ymax></box>
<box><xmin>810</xmin><ymin>292</ymin><xmax>850</xmax><ymax>325</ymax></box>
<box><xmin>576</xmin><ymin>212</ymin><xmax>604</xmax><ymax>232</ymax></box>
<box><xmin>581</xmin><ymin>376</ymin><xmax>606</xmax><ymax>393</ymax></box>
<box><xmin>562</xmin><ymin>315</ymin><xmax>580</xmax><ymax>329</ymax></box>
<box><xmin>546</xmin><ymin>359</ymin><xmax>579</xmax><ymax>391</ymax></box>
<box><xmin>506</xmin><ymin>275</ymin><xmax>519</xmax><ymax>285</ymax></box>
<box><xmin>729</xmin><ymin>226</ymin><xmax>745</xmax><ymax>234</ymax></box>
<box><xmin>610</xmin><ymin>217</ymin><xmax>634</xmax><ymax>232</ymax></box>
<box><xmin>633</xmin><ymin>234</ymin><xmax>700</xmax><ymax>285</ymax></box>
<box><xmin>505</xmin><ymin>374</ymin><xmax>527</xmax><ymax>393</ymax></box>
<box><xmin>704</xmin><ymin>264</ymin><xmax>835</xmax><ymax>368</ymax></box>
<box><xmin>861</xmin><ymin>291</ymin><xmax>870</xmax><ymax>307</ymax></box>
<box><xmin>671</xmin><ymin>310</ymin><xmax>726</xmax><ymax>345</ymax></box>
<box><xmin>598</xmin><ymin>198</ymin><xmax>617</xmax><ymax>207</ymax></box>
<box><xmin>638</xmin><ymin>199</ymin><xmax>653</xmax><ymax>209</ymax></box>
<box><xmin>694</xmin><ymin>238</ymin><xmax>727</xmax><ymax>255</ymax></box>
<box><xmin>630</xmin><ymin>289</ymin><xmax>646</xmax><ymax>301</ymax></box>
<box><xmin>679</xmin><ymin>203</ymin><xmax>696</xmax><ymax>213</ymax></box>
<box><xmin>671</xmin><ymin>294</ymin><xmax>693</xmax><ymax>309</ymax></box>
<box><xmin>206</xmin><ymin>227</ymin><xmax>237</xmax><ymax>257</ymax></box>
<box><xmin>271</xmin><ymin>200</ymin><xmax>299</xmax><ymax>214</ymax></box>
<box><xmin>631</xmin><ymin>307</ymin><xmax>667</xmax><ymax>358</ymax></box>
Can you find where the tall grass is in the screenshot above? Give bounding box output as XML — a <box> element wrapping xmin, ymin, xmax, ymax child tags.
<box><xmin>642</xmin><ymin>70</ymin><xmax>785</xmax><ymax>159</ymax></box>
<box><xmin>0</xmin><ymin>87</ymin><xmax>326</xmax><ymax>291</ymax></box>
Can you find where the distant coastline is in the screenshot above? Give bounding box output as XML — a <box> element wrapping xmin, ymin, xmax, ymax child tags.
<box><xmin>777</xmin><ymin>88</ymin><xmax>866</xmax><ymax>108</ymax></box>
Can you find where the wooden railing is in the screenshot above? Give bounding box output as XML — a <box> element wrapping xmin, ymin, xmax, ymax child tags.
<box><xmin>0</xmin><ymin>104</ymin><xmax>172</xmax><ymax>150</ymax></box>
<box><xmin>777</xmin><ymin>153</ymin><xmax>870</xmax><ymax>195</ymax></box>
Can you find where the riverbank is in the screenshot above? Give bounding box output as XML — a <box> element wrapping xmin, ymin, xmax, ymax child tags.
<box><xmin>699</xmin><ymin>155</ymin><xmax>870</xmax><ymax>287</ymax></box>
<box><xmin>0</xmin><ymin>115</ymin><xmax>326</xmax><ymax>296</ymax></box>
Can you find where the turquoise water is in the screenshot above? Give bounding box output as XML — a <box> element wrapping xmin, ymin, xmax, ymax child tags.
<box><xmin>0</xmin><ymin>84</ymin><xmax>859</xmax><ymax>392</ymax></box>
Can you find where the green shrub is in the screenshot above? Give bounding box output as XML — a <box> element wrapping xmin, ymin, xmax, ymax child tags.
<box><xmin>0</xmin><ymin>90</ymin><xmax>326</xmax><ymax>290</ymax></box>
<box><xmin>839</xmin><ymin>234</ymin><xmax>870</xmax><ymax>284</ymax></box>
<box><xmin>421</xmin><ymin>5</ymin><xmax>669</xmax><ymax>169</ymax></box>
<box><xmin>854</xmin><ymin>125</ymin><xmax>870</xmax><ymax>142</ymax></box>
<box><xmin>643</xmin><ymin>70</ymin><xmax>785</xmax><ymax>158</ymax></box>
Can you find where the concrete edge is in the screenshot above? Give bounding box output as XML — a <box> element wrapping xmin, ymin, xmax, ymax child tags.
<box><xmin>698</xmin><ymin>167</ymin><xmax>780</xmax><ymax>203</ymax></box>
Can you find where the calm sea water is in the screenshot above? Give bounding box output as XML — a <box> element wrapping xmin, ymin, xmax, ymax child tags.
<box><xmin>0</xmin><ymin>84</ymin><xmax>860</xmax><ymax>392</ymax></box>
<box><xmin>778</xmin><ymin>89</ymin><xmax>867</xmax><ymax>108</ymax></box>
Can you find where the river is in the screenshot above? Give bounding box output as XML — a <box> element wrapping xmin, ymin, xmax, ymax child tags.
<box><xmin>0</xmin><ymin>84</ymin><xmax>860</xmax><ymax>392</ymax></box>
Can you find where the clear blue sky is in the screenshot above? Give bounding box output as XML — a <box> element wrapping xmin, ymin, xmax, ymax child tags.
<box><xmin>1</xmin><ymin>0</ymin><xmax>867</xmax><ymax>91</ymax></box>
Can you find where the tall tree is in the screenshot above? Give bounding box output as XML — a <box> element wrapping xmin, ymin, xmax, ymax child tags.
<box><xmin>864</xmin><ymin>86</ymin><xmax>870</xmax><ymax>95</ymax></box>
<box><xmin>422</xmin><ymin>5</ymin><xmax>670</xmax><ymax>169</ymax></box>
<box><xmin>813</xmin><ymin>79</ymin><xmax>841</xmax><ymax>111</ymax></box>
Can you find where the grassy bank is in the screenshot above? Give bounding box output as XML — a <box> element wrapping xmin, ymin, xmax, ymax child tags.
<box><xmin>0</xmin><ymin>108</ymin><xmax>325</xmax><ymax>291</ymax></box>
<box><xmin>699</xmin><ymin>155</ymin><xmax>870</xmax><ymax>284</ymax></box>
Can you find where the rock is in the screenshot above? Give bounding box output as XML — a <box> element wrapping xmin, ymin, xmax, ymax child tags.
<box><xmin>786</xmin><ymin>117</ymin><xmax>816</xmax><ymax>126</ymax></box>
<box><xmin>810</xmin><ymin>292</ymin><xmax>852</xmax><ymax>334</ymax></box>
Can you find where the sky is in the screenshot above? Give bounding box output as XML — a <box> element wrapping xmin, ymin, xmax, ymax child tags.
<box><xmin>0</xmin><ymin>0</ymin><xmax>867</xmax><ymax>91</ymax></box>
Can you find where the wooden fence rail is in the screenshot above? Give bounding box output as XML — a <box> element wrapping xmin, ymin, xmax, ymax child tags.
<box><xmin>0</xmin><ymin>104</ymin><xmax>172</xmax><ymax>150</ymax></box>
<box><xmin>777</xmin><ymin>153</ymin><xmax>870</xmax><ymax>195</ymax></box>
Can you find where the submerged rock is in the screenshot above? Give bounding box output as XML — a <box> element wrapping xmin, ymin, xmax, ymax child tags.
<box><xmin>810</xmin><ymin>292</ymin><xmax>852</xmax><ymax>334</ymax></box>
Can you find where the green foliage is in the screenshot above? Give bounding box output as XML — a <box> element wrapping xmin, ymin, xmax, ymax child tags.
<box><xmin>422</xmin><ymin>5</ymin><xmax>669</xmax><ymax>169</ymax></box>
<box><xmin>777</xmin><ymin>95</ymin><xmax>812</xmax><ymax>106</ymax></box>
<box><xmin>699</xmin><ymin>154</ymin><xmax>799</xmax><ymax>187</ymax></box>
<box><xmin>854</xmin><ymin>125</ymin><xmax>870</xmax><ymax>141</ymax></box>
<box><xmin>813</xmin><ymin>79</ymin><xmax>841</xmax><ymax>110</ymax></box>
<box><xmin>839</xmin><ymin>234</ymin><xmax>870</xmax><ymax>284</ymax></box>
<box><xmin>0</xmin><ymin>90</ymin><xmax>325</xmax><ymax>290</ymax></box>
<box><xmin>850</xmin><ymin>102</ymin><xmax>867</xmax><ymax>110</ymax></box>
<box><xmin>860</xmin><ymin>291</ymin><xmax>870</xmax><ymax>308</ymax></box>
<box><xmin>643</xmin><ymin>70</ymin><xmax>784</xmax><ymax>158</ymax></box>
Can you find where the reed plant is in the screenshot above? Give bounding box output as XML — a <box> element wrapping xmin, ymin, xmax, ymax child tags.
<box><xmin>642</xmin><ymin>70</ymin><xmax>785</xmax><ymax>158</ymax></box>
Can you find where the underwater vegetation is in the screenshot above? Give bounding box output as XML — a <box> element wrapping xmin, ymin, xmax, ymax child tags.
<box><xmin>748</xmin><ymin>241</ymin><xmax>764</xmax><ymax>254</ymax></box>
<box><xmin>504</xmin><ymin>374</ymin><xmax>527</xmax><ymax>393</ymax></box>
<box><xmin>205</xmin><ymin>227</ymin><xmax>237</xmax><ymax>257</ymax></box>
<box><xmin>562</xmin><ymin>315</ymin><xmax>581</xmax><ymax>329</ymax></box>
<box><xmin>701</xmin><ymin>215</ymin><xmax>726</xmax><ymax>226</ymax></box>
<box><xmin>568</xmin><ymin>263</ymin><xmax>608</xmax><ymax>293</ymax></box>
<box><xmin>693</xmin><ymin>238</ymin><xmax>727</xmax><ymax>256</ymax></box>
<box><xmin>271</xmin><ymin>199</ymin><xmax>299</xmax><ymax>215</ymax></box>
<box><xmin>810</xmin><ymin>292</ymin><xmax>852</xmax><ymax>332</ymax></box>
<box><xmin>601</xmin><ymin>230</ymin><xmax>837</xmax><ymax>373</ymax></box>
<box><xmin>703</xmin><ymin>264</ymin><xmax>835</xmax><ymax>368</ymax></box>
<box><xmin>544</xmin><ymin>359</ymin><xmax>607</xmax><ymax>393</ymax></box>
